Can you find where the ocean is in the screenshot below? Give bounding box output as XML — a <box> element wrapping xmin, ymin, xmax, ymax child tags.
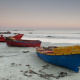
<box><xmin>10</xmin><ymin>29</ymin><xmax>80</xmax><ymax>46</ymax></box>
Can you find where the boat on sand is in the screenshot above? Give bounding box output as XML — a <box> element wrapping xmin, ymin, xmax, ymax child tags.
<box><xmin>0</xmin><ymin>35</ymin><xmax>6</xmax><ymax>42</ymax></box>
<box><xmin>5</xmin><ymin>37</ymin><xmax>41</xmax><ymax>47</ymax></box>
<box><xmin>0</xmin><ymin>34</ymin><xmax>24</xmax><ymax>42</ymax></box>
<box><xmin>36</xmin><ymin>45</ymin><xmax>80</xmax><ymax>72</ymax></box>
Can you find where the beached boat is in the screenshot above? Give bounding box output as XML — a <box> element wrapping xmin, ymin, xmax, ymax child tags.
<box><xmin>0</xmin><ymin>34</ymin><xmax>24</xmax><ymax>42</ymax></box>
<box><xmin>0</xmin><ymin>35</ymin><xmax>5</xmax><ymax>42</ymax></box>
<box><xmin>36</xmin><ymin>45</ymin><xmax>80</xmax><ymax>72</ymax></box>
<box><xmin>5</xmin><ymin>37</ymin><xmax>41</xmax><ymax>47</ymax></box>
<box><xmin>12</xmin><ymin>34</ymin><xmax>24</xmax><ymax>40</ymax></box>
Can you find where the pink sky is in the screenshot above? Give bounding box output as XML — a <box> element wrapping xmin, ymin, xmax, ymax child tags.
<box><xmin>0</xmin><ymin>0</ymin><xmax>80</xmax><ymax>30</ymax></box>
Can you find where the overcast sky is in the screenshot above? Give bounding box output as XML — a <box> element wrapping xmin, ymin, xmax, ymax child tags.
<box><xmin>0</xmin><ymin>0</ymin><xmax>80</xmax><ymax>30</ymax></box>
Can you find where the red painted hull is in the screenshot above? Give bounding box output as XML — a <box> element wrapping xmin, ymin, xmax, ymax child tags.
<box><xmin>13</xmin><ymin>34</ymin><xmax>24</xmax><ymax>40</ymax></box>
<box><xmin>0</xmin><ymin>34</ymin><xmax>24</xmax><ymax>42</ymax></box>
<box><xmin>6</xmin><ymin>39</ymin><xmax>41</xmax><ymax>47</ymax></box>
<box><xmin>0</xmin><ymin>37</ymin><xmax>5</xmax><ymax>42</ymax></box>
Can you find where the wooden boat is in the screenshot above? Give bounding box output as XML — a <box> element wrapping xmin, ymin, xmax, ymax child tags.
<box><xmin>0</xmin><ymin>35</ymin><xmax>5</xmax><ymax>42</ymax></box>
<box><xmin>0</xmin><ymin>34</ymin><xmax>24</xmax><ymax>42</ymax></box>
<box><xmin>5</xmin><ymin>37</ymin><xmax>41</xmax><ymax>47</ymax></box>
<box><xmin>12</xmin><ymin>34</ymin><xmax>24</xmax><ymax>40</ymax></box>
<box><xmin>36</xmin><ymin>45</ymin><xmax>80</xmax><ymax>72</ymax></box>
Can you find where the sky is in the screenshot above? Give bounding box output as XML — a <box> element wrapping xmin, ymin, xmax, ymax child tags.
<box><xmin>0</xmin><ymin>0</ymin><xmax>80</xmax><ymax>30</ymax></box>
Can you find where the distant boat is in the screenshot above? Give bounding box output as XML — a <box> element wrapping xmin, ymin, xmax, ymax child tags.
<box><xmin>0</xmin><ymin>35</ymin><xmax>6</xmax><ymax>42</ymax></box>
<box><xmin>36</xmin><ymin>45</ymin><xmax>80</xmax><ymax>72</ymax></box>
<box><xmin>0</xmin><ymin>34</ymin><xmax>24</xmax><ymax>42</ymax></box>
<box><xmin>5</xmin><ymin>37</ymin><xmax>41</xmax><ymax>47</ymax></box>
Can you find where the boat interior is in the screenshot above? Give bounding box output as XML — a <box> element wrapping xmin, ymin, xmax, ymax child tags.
<box><xmin>5</xmin><ymin>37</ymin><xmax>41</xmax><ymax>42</ymax></box>
<box><xmin>36</xmin><ymin>46</ymin><xmax>57</xmax><ymax>51</ymax></box>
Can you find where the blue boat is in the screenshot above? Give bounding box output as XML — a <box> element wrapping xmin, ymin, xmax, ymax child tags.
<box><xmin>36</xmin><ymin>46</ymin><xmax>80</xmax><ymax>72</ymax></box>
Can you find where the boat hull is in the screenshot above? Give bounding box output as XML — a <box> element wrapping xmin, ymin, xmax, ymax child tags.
<box><xmin>6</xmin><ymin>40</ymin><xmax>41</xmax><ymax>47</ymax></box>
<box><xmin>0</xmin><ymin>37</ymin><xmax>5</xmax><ymax>42</ymax></box>
<box><xmin>37</xmin><ymin>52</ymin><xmax>80</xmax><ymax>72</ymax></box>
<box><xmin>13</xmin><ymin>34</ymin><xmax>24</xmax><ymax>40</ymax></box>
<box><xmin>0</xmin><ymin>34</ymin><xmax>23</xmax><ymax>42</ymax></box>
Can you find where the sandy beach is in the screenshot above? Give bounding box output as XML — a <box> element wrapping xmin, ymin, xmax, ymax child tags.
<box><xmin>0</xmin><ymin>41</ymin><xmax>80</xmax><ymax>80</ymax></box>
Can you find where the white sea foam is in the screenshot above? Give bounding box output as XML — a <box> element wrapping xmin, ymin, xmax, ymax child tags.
<box><xmin>18</xmin><ymin>29</ymin><xmax>80</xmax><ymax>44</ymax></box>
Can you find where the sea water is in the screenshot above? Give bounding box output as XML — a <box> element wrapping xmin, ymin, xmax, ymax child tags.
<box><xmin>10</xmin><ymin>29</ymin><xmax>80</xmax><ymax>47</ymax></box>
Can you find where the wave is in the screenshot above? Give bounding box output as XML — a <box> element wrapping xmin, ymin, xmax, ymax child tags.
<box><xmin>46</xmin><ymin>36</ymin><xmax>80</xmax><ymax>39</ymax></box>
<box><xmin>23</xmin><ymin>34</ymin><xmax>80</xmax><ymax>39</ymax></box>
